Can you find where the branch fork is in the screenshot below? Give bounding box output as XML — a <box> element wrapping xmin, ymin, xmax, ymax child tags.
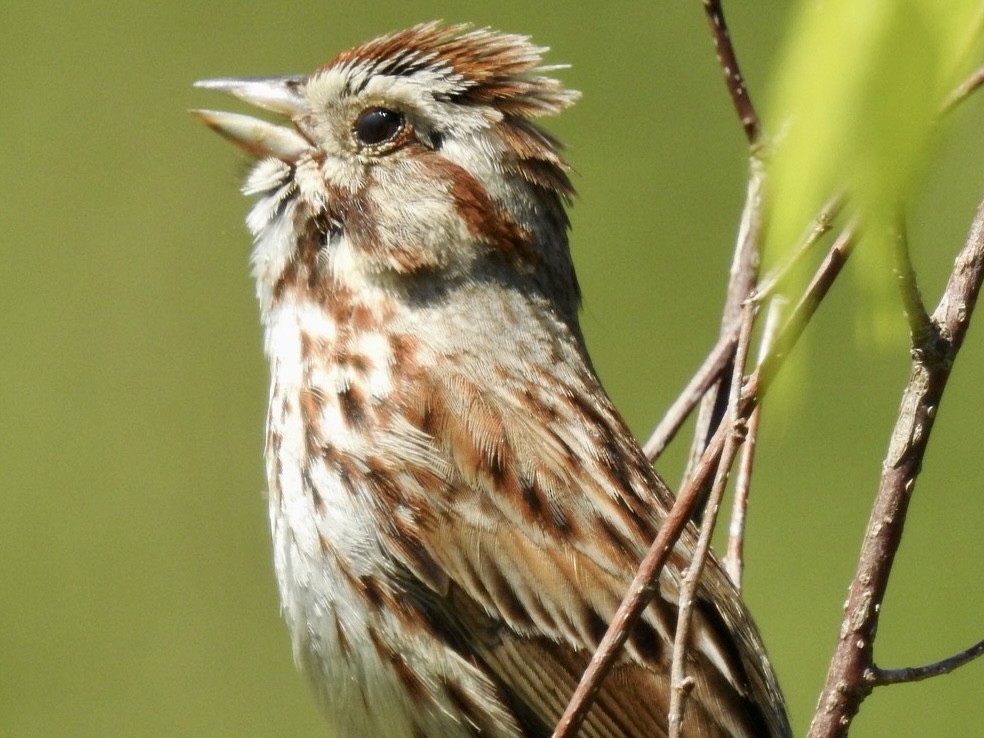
<box><xmin>554</xmin><ymin>5</ymin><xmax>984</xmax><ymax>737</ymax></box>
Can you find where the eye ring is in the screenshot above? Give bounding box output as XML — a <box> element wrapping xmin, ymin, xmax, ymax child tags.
<box><xmin>352</xmin><ymin>107</ymin><xmax>406</xmax><ymax>148</ymax></box>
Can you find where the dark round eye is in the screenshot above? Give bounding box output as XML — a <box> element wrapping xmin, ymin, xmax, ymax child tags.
<box><xmin>353</xmin><ymin>107</ymin><xmax>405</xmax><ymax>147</ymax></box>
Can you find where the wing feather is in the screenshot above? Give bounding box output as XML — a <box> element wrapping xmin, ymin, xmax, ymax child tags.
<box><xmin>375</xmin><ymin>367</ymin><xmax>789</xmax><ymax>737</ymax></box>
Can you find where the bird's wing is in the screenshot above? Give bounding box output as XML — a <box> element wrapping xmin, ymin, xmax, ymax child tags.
<box><xmin>374</xmin><ymin>368</ymin><xmax>789</xmax><ymax>738</ymax></box>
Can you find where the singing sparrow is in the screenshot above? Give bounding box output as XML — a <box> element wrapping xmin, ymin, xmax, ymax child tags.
<box><xmin>194</xmin><ymin>23</ymin><xmax>790</xmax><ymax>738</ymax></box>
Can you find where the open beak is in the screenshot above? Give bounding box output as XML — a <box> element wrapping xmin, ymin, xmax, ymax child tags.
<box><xmin>191</xmin><ymin>76</ymin><xmax>312</xmax><ymax>161</ymax></box>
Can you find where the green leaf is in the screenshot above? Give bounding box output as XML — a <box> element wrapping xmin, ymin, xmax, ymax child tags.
<box><xmin>765</xmin><ymin>0</ymin><xmax>983</xmax><ymax>336</ymax></box>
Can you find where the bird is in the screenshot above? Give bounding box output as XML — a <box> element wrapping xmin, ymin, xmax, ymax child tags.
<box><xmin>193</xmin><ymin>22</ymin><xmax>790</xmax><ymax>738</ymax></box>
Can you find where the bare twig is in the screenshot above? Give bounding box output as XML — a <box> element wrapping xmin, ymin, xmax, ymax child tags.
<box><xmin>701</xmin><ymin>0</ymin><xmax>761</xmax><ymax>143</ymax></box>
<box><xmin>722</xmin><ymin>410</ymin><xmax>755</xmax><ymax>591</ymax></box>
<box><xmin>644</xmin><ymin>195</ymin><xmax>843</xmax><ymax>463</ymax></box>
<box><xmin>807</xmin><ymin>199</ymin><xmax>984</xmax><ymax>738</ymax></box>
<box><xmin>938</xmin><ymin>8</ymin><xmax>984</xmax><ymax>117</ymax></box>
<box><xmin>868</xmin><ymin>639</ymin><xmax>984</xmax><ymax>686</ymax></box>
<box><xmin>642</xmin><ymin>331</ymin><xmax>736</xmax><ymax>460</ymax></box>
<box><xmin>754</xmin><ymin>224</ymin><xmax>857</xmax><ymax>393</ymax></box>
<box><xmin>755</xmin><ymin>193</ymin><xmax>845</xmax><ymax>301</ymax></box>
<box><xmin>684</xmin><ymin>0</ymin><xmax>765</xmax><ymax>492</ymax></box>
<box><xmin>941</xmin><ymin>63</ymin><xmax>984</xmax><ymax>116</ymax></box>
<box><xmin>683</xmin><ymin>160</ymin><xmax>765</xmax><ymax>491</ymax></box>
<box><xmin>724</xmin><ymin>297</ymin><xmax>785</xmax><ymax>588</ymax></box>
<box><xmin>552</xmin><ymin>421</ymin><xmax>729</xmax><ymax>738</ymax></box>
<box><xmin>669</xmin><ymin>303</ymin><xmax>756</xmax><ymax>737</ymax></box>
<box><xmin>555</xmin><ymin>226</ymin><xmax>857</xmax><ymax>738</ymax></box>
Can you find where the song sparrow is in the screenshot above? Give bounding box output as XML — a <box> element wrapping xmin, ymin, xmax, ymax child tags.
<box><xmin>194</xmin><ymin>22</ymin><xmax>790</xmax><ymax>738</ymax></box>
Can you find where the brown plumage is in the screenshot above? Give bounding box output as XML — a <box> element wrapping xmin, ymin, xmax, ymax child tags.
<box><xmin>195</xmin><ymin>22</ymin><xmax>790</xmax><ymax>737</ymax></box>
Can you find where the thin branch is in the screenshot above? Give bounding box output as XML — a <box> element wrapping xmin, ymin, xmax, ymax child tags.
<box><xmin>807</xmin><ymin>199</ymin><xmax>984</xmax><ymax>738</ymax></box>
<box><xmin>701</xmin><ymin>0</ymin><xmax>761</xmax><ymax>143</ymax></box>
<box><xmin>552</xmin><ymin>421</ymin><xmax>729</xmax><ymax>738</ymax></box>
<box><xmin>683</xmin><ymin>157</ymin><xmax>764</xmax><ymax>493</ymax></box>
<box><xmin>938</xmin><ymin>8</ymin><xmax>984</xmax><ymax>117</ymax></box>
<box><xmin>669</xmin><ymin>303</ymin><xmax>756</xmax><ymax>737</ymax></box>
<box><xmin>684</xmin><ymin>0</ymin><xmax>767</xmax><ymax>487</ymax></box>
<box><xmin>644</xmin><ymin>194</ymin><xmax>843</xmax><ymax>463</ymax></box>
<box><xmin>555</xmin><ymin>226</ymin><xmax>857</xmax><ymax>738</ymax></box>
<box><xmin>754</xmin><ymin>223</ymin><xmax>857</xmax><ymax>393</ymax></box>
<box><xmin>724</xmin><ymin>297</ymin><xmax>785</xmax><ymax>588</ymax></box>
<box><xmin>723</xmin><ymin>408</ymin><xmax>755</xmax><ymax>591</ymax></box>
<box><xmin>941</xmin><ymin>63</ymin><xmax>984</xmax><ymax>117</ymax></box>
<box><xmin>642</xmin><ymin>331</ymin><xmax>736</xmax><ymax>460</ymax></box>
<box><xmin>891</xmin><ymin>216</ymin><xmax>932</xmax><ymax>343</ymax></box>
<box><xmin>868</xmin><ymin>639</ymin><xmax>984</xmax><ymax>686</ymax></box>
<box><xmin>755</xmin><ymin>193</ymin><xmax>845</xmax><ymax>301</ymax></box>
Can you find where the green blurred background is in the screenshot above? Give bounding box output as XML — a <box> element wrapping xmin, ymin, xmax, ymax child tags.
<box><xmin>2</xmin><ymin>2</ymin><xmax>982</xmax><ymax>736</ymax></box>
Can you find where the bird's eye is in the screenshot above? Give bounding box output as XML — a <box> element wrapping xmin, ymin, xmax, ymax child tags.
<box><xmin>353</xmin><ymin>107</ymin><xmax>405</xmax><ymax>147</ymax></box>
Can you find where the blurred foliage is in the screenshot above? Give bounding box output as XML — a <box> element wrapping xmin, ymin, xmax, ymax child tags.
<box><xmin>765</xmin><ymin>0</ymin><xmax>984</xmax><ymax>338</ymax></box>
<box><xmin>1</xmin><ymin>2</ymin><xmax>982</xmax><ymax>737</ymax></box>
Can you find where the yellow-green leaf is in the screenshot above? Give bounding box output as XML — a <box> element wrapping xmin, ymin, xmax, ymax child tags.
<box><xmin>765</xmin><ymin>0</ymin><xmax>983</xmax><ymax>335</ymax></box>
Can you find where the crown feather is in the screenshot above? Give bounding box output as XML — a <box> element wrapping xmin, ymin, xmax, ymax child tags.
<box><xmin>326</xmin><ymin>22</ymin><xmax>579</xmax><ymax>118</ymax></box>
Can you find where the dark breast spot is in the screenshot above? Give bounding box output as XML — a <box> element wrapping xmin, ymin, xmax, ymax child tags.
<box><xmin>338</xmin><ymin>384</ymin><xmax>369</xmax><ymax>428</ymax></box>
